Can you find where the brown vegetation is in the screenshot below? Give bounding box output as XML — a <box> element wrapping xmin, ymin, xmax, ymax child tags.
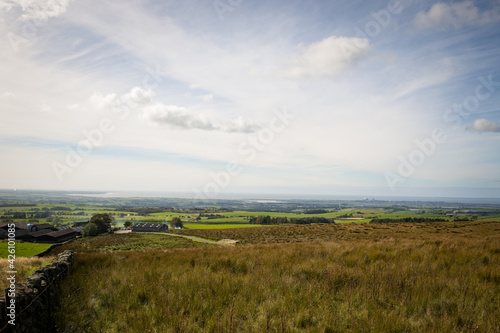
<box><xmin>53</xmin><ymin>221</ymin><xmax>500</xmax><ymax>332</ymax></box>
<box><xmin>173</xmin><ymin>220</ymin><xmax>499</xmax><ymax>244</ymax></box>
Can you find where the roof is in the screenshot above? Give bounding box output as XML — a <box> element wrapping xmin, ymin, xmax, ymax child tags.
<box><xmin>32</xmin><ymin>223</ymin><xmax>53</xmax><ymax>229</ymax></box>
<box><xmin>46</xmin><ymin>229</ymin><xmax>78</xmax><ymax>238</ymax></box>
<box><xmin>0</xmin><ymin>222</ymin><xmax>27</xmax><ymax>230</ymax></box>
<box><xmin>73</xmin><ymin>221</ymin><xmax>89</xmax><ymax>227</ymax></box>
<box><xmin>24</xmin><ymin>229</ymin><xmax>54</xmax><ymax>237</ymax></box>
<box><xmin>72</xmin><ymin>226</ymin><xmax>84</xmax><ymax>233</ymax></box>
<box><xmin>57</xmin><ymin>226</ymin><xmax>84</xmax><ymax>233</ymax></box>
<box><xmin>0</xmin><ymin>228</ymin><xmax>29</xmax><ymax>239</ymax></box>
<box><xmin>132</xmin><ymin>223</ymin><xmax>168</xmax><ymax>230</ymax></box>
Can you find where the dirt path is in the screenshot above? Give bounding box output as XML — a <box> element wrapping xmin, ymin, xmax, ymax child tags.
<box><xmin>154</xmin><ymin>233</ymin><xmax>233</xmax><ymax>246</ymax></box>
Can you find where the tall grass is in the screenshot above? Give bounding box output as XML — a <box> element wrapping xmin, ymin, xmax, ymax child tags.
<box><xmin>0</xmin><ymin>256</ymin><xmax>56</xmax><ymax>290</ymax></box>
<box><xmin>54</xmin><ymin>228</ymin><xmax>499</xmax><ymax>332</ymax></box>
<box><xmin>172</xmin><ymin>220</ymin><xmax>499</xmax><ymax>245</ymax></box>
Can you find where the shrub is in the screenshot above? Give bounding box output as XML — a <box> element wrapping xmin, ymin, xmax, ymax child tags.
<box><xmin>82</xmin><ymin>223</ymin><xmax>100</xmax><ymax>237</ymax></box>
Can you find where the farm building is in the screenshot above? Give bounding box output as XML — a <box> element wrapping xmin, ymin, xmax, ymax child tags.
<box><xmin>17</xmin><ymin>228</ymin><xmax>79</xmax><ymax>243</ymax></box>
<box><xmin>27</xmin><ymin>223</ymin><xmax>56</xmax><ymax>232</ymax></box>
<box><xmin>132</xmin><ymin>223</ymin><xmax>169</xmax><ymax>232</ymax></box>
<box><xmin>73</xmin><ymin>221</ymin><xmax>89</xmax><ymax>228</ymax></box>
<box><xmin>25</xmin><ymin>229</ymin><xmax>79</xmax><ymax>243</ymax></box>
<box><xmin>0</xmin><ymin>222</ymin><xmax>28</xmax><ymax>239</ymax></box>
<box><xmin>19</xmin><ymin>229</ymin><xmax>55</xmax><ymax>242</ymax></box>
<box><xmin>58</xmin><ymin>225</ymin><xmax>85</xmax><ymax>235</ymax></box>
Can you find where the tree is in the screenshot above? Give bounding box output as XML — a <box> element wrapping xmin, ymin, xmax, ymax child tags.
<box><xmin>89</xmin><ymin>213</ymin><xmax>115</xmax><ymax>234</ymax></box>
<box><xmin>170</xmin><ymin>217</ymin><xmax>183</xmax><ymax>229</ymax></box>
<box><xmin>82</xmin><ymin>223</ymin><xmax>100</xmax><ymax>237</ymax></box>
<box><xmin>124</xmin><ymin>221</ymin><xmax>133</xmax><ymax>228</ymax></box>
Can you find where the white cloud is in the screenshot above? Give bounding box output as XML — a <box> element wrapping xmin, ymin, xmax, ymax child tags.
<box><xmin>469</xmin><ymin>118</ymin><xmax>500</xmax><ymax>133</ymax></box>
<box><xmin>141</xmin><ymin>104</ymin><xmax>260</xmax><ymax>133</ymax></box>
<box><xmin>141</xmin><ymin>104</ymin><xmax>216</xmax><ymax>131</ymax></box>
<box><xmin>90</xmin><ymin>86</ymin><xmax>258</xmax><ymax>133</ymax></box>
<box><xmin>0</xmin><ymin>0</ymin><xmax>74</xmax><ymax>22</ymax></box>
<box><xmin>220</xmin><ymin>117</ymin><xmax>261</xmax><ymax>133</ymax></box>
<box><xmin>415</xmin><ymin>1</ymin><xmax>500</xmax><ymax>30</ymax></box>
<box><xmin>283</xmin><ymin>36</ymin><xmax>370</xmax><ymax>79</ymax></box>
<box><xmin>89</xmin><ymin>92</ymin><xmax>120</xmax><ymax>110</ymax></box>
<box><xmin>123</xmin><ymin>86</ymin><xmax>155</xmax><ymax>105</ymax></box>
<box><xmin>89</xmin><ymin>87</ymin><xmax>155</xmax><ymax>110</ymax></box>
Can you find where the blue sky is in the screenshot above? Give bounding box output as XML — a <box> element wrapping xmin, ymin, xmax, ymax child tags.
<box><xmin>1</xmin><ymin>0</ymin><xmax>500</xmax><ymax>199</ymax></box>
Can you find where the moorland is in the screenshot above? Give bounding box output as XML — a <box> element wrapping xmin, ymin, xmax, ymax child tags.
<box><xmin>0</xmin><ymin>190</ymin><xmax>499</xmax><ymax>332</ymax></box>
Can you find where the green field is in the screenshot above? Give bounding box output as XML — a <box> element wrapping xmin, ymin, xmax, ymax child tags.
<box><xmin>0</xmin><ymin>241</ymin><xmax>52</xmax><ymax>258</ymax></box>
<box><xmin>2</xmin><ymin>193</ymin><xmax>496</xmax><ymax>229</ymax></box>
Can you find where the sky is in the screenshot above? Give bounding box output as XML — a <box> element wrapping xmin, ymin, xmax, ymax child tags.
<box><xmin>1</xmin><ymin>0</ymin><xmax>500</xmax><ymax>199</ymax></box>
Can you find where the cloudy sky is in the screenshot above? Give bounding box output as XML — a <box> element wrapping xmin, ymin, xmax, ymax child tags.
<box><xmin>1</xmin><ymin>0</ymin><xmax>500</xmax><ymax>199</ymax></box>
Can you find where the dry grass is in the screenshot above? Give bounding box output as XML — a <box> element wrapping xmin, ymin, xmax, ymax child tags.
<box><xmin>54</xmin><ymin>221</ymin><xmax>500</xmax><ymax>332</ymax></box>
<box><xmin>0</xmin><ymin>256</ymin><xmax>56</xmax><ymax>290</ymax></box>
<box><xmin>172</xmin><ymin>220</ymin><xmax>500</xmax><ymax>244</ymax></box>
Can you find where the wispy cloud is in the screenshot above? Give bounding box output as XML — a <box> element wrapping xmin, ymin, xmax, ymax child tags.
<box><xmin>0</xmin><ymin>0</ymin><xmax>74</xmax><ymax>21</ymax></box>
<box><xmin>142</xmin><ymin>104</ymin><xmax>260</xmax><ymax>133</ymax></box>
<box><xmin>415</xmin><ymin>1</ymin><xmax>500</xmax><ymax>30</ymax></box>
<box><xmin>91</xmin><ymin>87</ymin><xmax>260</xmax><ymax>133</ymax></box>
<box><xmin>1</xmin><ymin>0</ymin><xmax>500</xmax><ymax>195</ymax></box>
<box><xmin>283</xmin><ymin>36</ymin><xmax>370</xmax><ymax>79</ymax></box>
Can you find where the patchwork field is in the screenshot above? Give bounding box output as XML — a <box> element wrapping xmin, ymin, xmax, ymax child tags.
<box><xmin>52</xmin><ymin>221</ymin><xmax>500</xmax><ymax>332</ymax></box>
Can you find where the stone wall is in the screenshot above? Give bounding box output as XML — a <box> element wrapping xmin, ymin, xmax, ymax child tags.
<box><xmin>0</xmin><ymin>250</ymin><xmax>74</xmax><ymax>333</ymax></box>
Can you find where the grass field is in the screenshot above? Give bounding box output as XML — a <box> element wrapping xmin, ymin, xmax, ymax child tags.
<box><xmin>52</xmin><ymin>221</ymin><xmax>500</xmax><ymax>332</ymax></box>
<box><xmin>50</xmin><ymin>233</ymin><xmax>214</xmax><ymax>255</ymax></box>
<box><xmin>0</xmin><ymin>241</ymin><xmax>52</xmax><ymax>258</ymax></box>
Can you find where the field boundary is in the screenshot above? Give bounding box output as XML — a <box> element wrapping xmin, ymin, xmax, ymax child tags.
<box><xmin>0</xmin><ymin>251</ymin><xmax>74</xmax><ymax>332</ymax></box>
<box><xmin>33</xmin><ymin>239</ymin><xmax>76</xmax><ymax>258</ymax></box>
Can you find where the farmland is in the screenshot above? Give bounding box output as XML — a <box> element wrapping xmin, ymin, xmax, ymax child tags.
<box><xmin>2</xmin><ymin>189</ymin><xmax>499</xmax><ymax>230</ymax></box>
<box><xmin>1</xmin><ymin>190</ymin><xmax>499</xmax><ymax>332</ymax></box>
<box><xmin>0</xmin><ymin>241</ymin><xmax>52</xmax><ymax>258</ymax></box>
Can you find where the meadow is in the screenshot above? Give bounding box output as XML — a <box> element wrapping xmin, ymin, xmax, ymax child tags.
<box><xmin>0</xmin><ymin>240</ymin><xmax>52</xmax><ymax>258</ymax></box>
<box><xmin>53</xmin><ymin>221</ymin><xmax>500</xmax><ymax>332</ymax></box>
<box><xmin>51</xmin><ymin>233</ymin><xmax>214</xmax><ymax>254</ymax></box>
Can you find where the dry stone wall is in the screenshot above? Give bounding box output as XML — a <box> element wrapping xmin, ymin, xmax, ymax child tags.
<box><xmin>0</xmin><ymin>250</ymin><xmax>74</xmax><ymax>333</ymax></box>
